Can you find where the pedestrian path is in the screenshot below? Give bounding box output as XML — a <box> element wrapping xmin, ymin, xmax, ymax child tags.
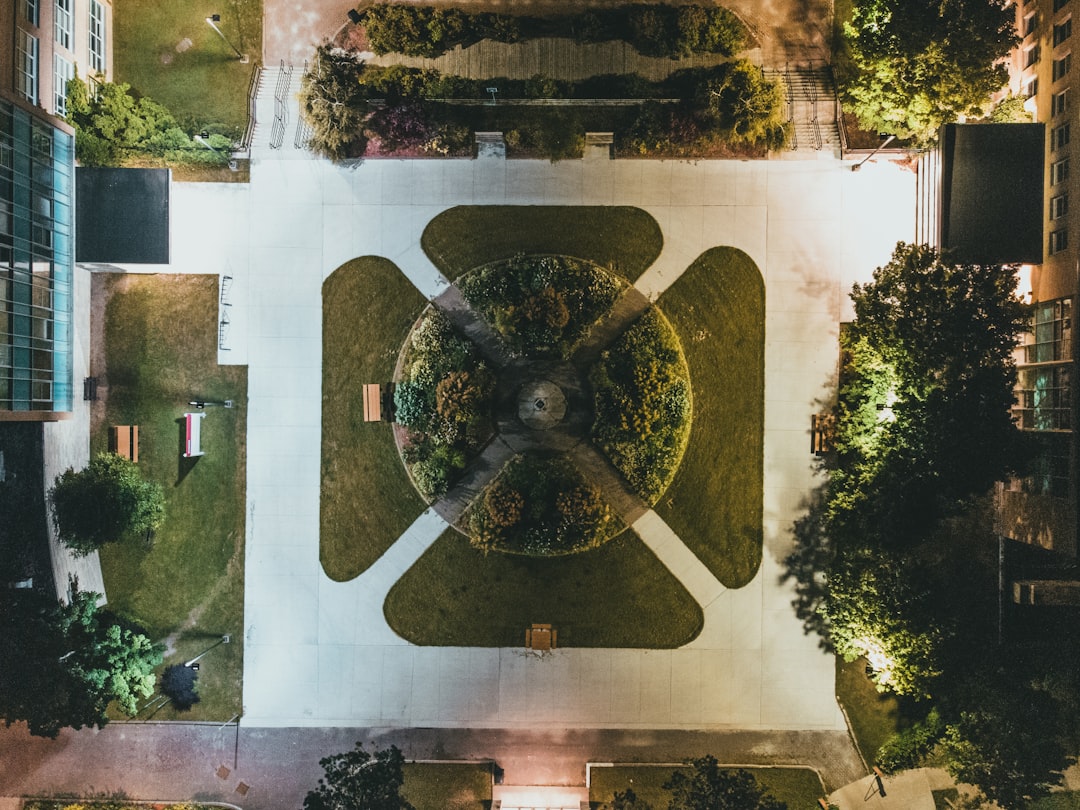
<box><xmin>634</xmin><ymin>511</ymin><xmax>726</xmax><ymax>608</ymax></box>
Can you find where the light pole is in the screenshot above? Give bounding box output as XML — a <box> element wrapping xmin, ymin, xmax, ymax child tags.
<box><xmin>184</xmin><ymin>634</ymin><xmax>230</xmax><ymax>667</ymax></box>
<box><xmin>205</xmin><ymin>15</ymin><xmax>249</xmax><ymax>63</ymax></box>
<box><xmin>850</xmin><ymin>134</ymin><xmax>898</xmax><ymax>171</ymax></box>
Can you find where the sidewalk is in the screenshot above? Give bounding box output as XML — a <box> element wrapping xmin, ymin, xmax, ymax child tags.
<box><xmin>830</xmin><ymin>768</ymin><xmax>971</xmax><ymax>810</ymax></box>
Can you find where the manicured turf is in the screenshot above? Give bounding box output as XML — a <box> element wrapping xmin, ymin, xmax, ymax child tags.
<box><xmin>321</xmin><ymin>257</ymin><xmax>428</xmax><ymax>581</ymax></box>
<box><xmin>589</xmin><ymin>764</ymin><xmax>825</xmax><ymax>808</ymax></box>
<box><xmin>94</xmin><ymin>273</ymin><xmax>246</xmax><ymax>720</ymax></box>
<box><xmin>655</xmin><ymin>247</ymin><xmax>764</xmax><ymax>588</ymax></box>
<box><xmin>112</xmin><ymin>0</ymin><xmax>262</xmax><ymax>133</ymax></box>
<box><xmin>835</xmin><ymin>656</ymin><xmax>907</xmax><ymax>767</ymax></box>
<box><xmin>421</xmin><ymin>206</ymin><xmax>663</xmax><ymax>282</ymax></box>
<box><xmin>403</xmin><ymin>762</ymin><xmax>493</xmax><ymax>810</ymax></box>
<box><xmin>384</xmin><ymin>528</ymin><xmax>702</xmax><ymax>647</ymax></box>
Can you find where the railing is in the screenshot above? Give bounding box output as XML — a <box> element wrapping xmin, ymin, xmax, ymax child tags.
<box><xmin>784</xmin><ymin>62</ymin><xmax>797</xmax><ymax>151</ymax></box>
<box><xmin>219</xmin><ymin>274</ymin><xmax>233</xmax><ymax>351</ymax></box>
<box><xmin>240</xmin><ymin>62</ymin><xmax>262</xmax><ymax>152</ymax></box>
<box><xmin>270</xmin><ymin>61</ymin><xmax>292</xmax><ymax>150</ymax></box>
<box><xmin>293</xmin><ymin>60</ymin><xmax>311</xmax><ymax>149</ymax></box>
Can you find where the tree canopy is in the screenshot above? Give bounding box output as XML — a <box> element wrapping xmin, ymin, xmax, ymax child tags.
<box><xmin>50</xmin><ymin>452</ymin><xmax>166</xmax><ymax>556</ymax></box>
<box><xmin>0</xmin><ymin>588</ymin><xmax>163</xmax><ymax>737</ymax></box>
<box><xmin>303</xmin><ymin>743</ymin><xmax>414</xmax><ymax>810</ymax></box>
<box><xmin>840</xmin><ymin>0</ymin><xmax>1017</xmax><ymax>143</ymax></box>
<box><xmin>663</xmin><ymin>757</ymin><xmax>786</xmax><ymax>810</ymax></box>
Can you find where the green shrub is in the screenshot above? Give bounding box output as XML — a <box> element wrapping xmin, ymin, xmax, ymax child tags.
<box><xmin>591</xmin><ymin>308</ymin><xmax>692</xmax><ymax>502</ymax></box>
<box><xmin>467</xmin><ymin>454</ymin><xmax>621</xmax><ymax>555</ymax></box>
<box><xmin>875</xmin><ymin>708</ymin><xmax>945</xmax><ymax>773</ymax></box>
<box><xmin>459</xmin><ymin>255</ymin><xmax>621</xmax><ymax>358</ymax></box>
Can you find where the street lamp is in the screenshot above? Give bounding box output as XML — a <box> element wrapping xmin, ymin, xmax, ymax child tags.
<box><xmin>184</xmin><ymin>634</ymin><xmax>231</xmax><ymax>667</ymax></box>
<box><xmin>205</xmin><ymin>15</ymin><xmax>249</xmax><ymax>63</ymax></box>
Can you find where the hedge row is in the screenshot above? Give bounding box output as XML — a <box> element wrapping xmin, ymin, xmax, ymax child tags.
<box><xmin>358</xmin><ymin>3</ymin><xmax>749</xmax><ymax>60</ymax></box>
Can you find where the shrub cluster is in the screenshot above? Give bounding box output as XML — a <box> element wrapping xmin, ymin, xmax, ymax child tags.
<box><xmin>590</xmin><ymin>308</ymin><xmax>691</xmax><ymax>502</ymax></box>
<box><xmin>458</xmin><ymin>254</ymin><xmax>621</xmax><ymax>358</ymax></box>
<box><xmin>467</xmin><ymin>454</ymin><xmax>620</xmax><ymax>555</ymax></box>
<box><xmin>394</xmin><ymin>309</ymin><xmax>494</xmax><ymax>500</ymax></box>
<box><xmin>300</xmin><ymin>49</ymin><xmax>789</xmax><ymax>160</ymax></box>
<box><xmin>358</xmin><ymin>3</ymin><xmax>748</xmax><ymax>60</ymax></box>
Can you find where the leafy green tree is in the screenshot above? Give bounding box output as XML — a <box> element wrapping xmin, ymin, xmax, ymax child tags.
<box><xmin>303</xmin><ymin>743</ymin><xmax>414</xmax><ymax>810</ymax></box>
<box><xmin>0</xmin><ymin>588</ymin><xmax>163</xmax><ymax>737</ymax></box>
<box><xmin>50</xmin><ymin>452</ymin><xmax>165</xmax><ymax>556</ymax></box>
<box><xmin>609</xmin><ymin>788</ymin><xmax>653</xmax><ymax>809</ymax></box>
<box><xmin>160</xmin><ymin>663</ymin><xmax>200</xmax><ymax>711</ymax></box>
<box><xmin>698</xmin><ymin>62</ymin><xmax>788</xmax><ymax>148</ymax></box>
<box><xmin>299</xmin><ymin>45</ymin><xmax>372</xmax><ymax>159</ymax></box>
<box><xmin>664</xmin><ymin>757</ymin><xmax>786</xmax><ymax>809</ymax></box>
<box><xmin>840</xmin><ymin>0</ymin><xmax>1017</xmax><ymax>142</ymax></box>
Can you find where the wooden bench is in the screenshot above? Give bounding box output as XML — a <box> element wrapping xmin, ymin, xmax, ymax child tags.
<box><xmin>811</xmin><ymin>413</ymin><xmax>836</xmax><ymax>455</ymax></box>
<box><xmin>525</xmin><ymin>623</ymin><xmax>557</xmax><ymax>651</ymax></box>
<box><xmin>184</xmin><ymin>412</ymin><xmax>205</xmax><ymax>458</ymax></box>
<box><xmin>362</xmin><ymin>384</ymin><xmax>382</xmax><ymax>422</ymax></box>
<box><xmin>111</xmin><ymin>425</ymin><xmax>139</xmax><ymax>462</ymax></box>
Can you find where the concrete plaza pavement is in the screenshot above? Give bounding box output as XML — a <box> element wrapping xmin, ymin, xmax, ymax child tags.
<box><xmin>134</xmin><ymin>138</ymin><xmax>919</xmax><ymax>736</ymax></box>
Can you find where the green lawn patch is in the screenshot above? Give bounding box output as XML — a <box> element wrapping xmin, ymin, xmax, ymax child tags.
<box><xmin>589</xmin><ymin>764</ymin><xmax>824</xmax><ymax>808</ymax></box>
<box><xmin>112</xmin><ymin>0</ymin><xmax>262</xmax><ymax>133</ymax></box>
<box><xmin>93</xmin><ymin>273</ymin><xmax>246</xmax><ymax>721</ymax></box>
<box><xmin>421</xmin><ymin>206</ymin><xmax>663</xmax><ymax>282</ymax></box>
<box><xmin>321</xmin><ymin>257</ymin><xmax>428</xmax><ymax>581</ymax></box>
<box><xmin>835</xmin><ymin>656</ymin><xmax>909</xmax><ymax>767</ymax></box>
<box><xmin>384</xmin><ymin>528</ymin><xmax>702</xmax><ymax>647</ymax></box>
<box><xmin>403</xmin><ymin>762</ymin><xmax>493</xmax><ymax>810</ymax></box>
<box><xmin>655</xmin><ymin>247</ymin><xmax>764</xmax><ymax>588</ymax></box>
<box><xmin>1027</xmin><ymin>793</ymin><xmax>1080</xmax><ymax>809</ymax></box>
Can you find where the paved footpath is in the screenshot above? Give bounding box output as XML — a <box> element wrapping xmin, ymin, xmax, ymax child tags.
<box><xmin>0</xmin><ymin>723</ymin><xmax>866</xmax><ymax>807</ymax></box>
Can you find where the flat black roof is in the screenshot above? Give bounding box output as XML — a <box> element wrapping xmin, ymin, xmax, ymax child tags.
<box><xmin>939</xmin><ymin>123</ymin><xmax>1044</xmax><ymax>265</ymax></box>
<box><xmin>76</xmin><ymin>168</ymin><xmax>170</xmax><ymax>264</ymax></box>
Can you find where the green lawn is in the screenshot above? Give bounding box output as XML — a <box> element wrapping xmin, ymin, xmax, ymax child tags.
<box><xmin>835</xmin><ymin>656</ymin><xmax>908</xmax><ymax>767</ymax></box>
<box><xmin>589</xmin><ymin>765</ymin><xmax>825</xmax><ymax>808</ymax></box>
<box><xmin>112</xmin><ymin>0</ymin><xmax>262</xmax><ymax>133</ymax></box>
<box><xmin>321</xmin><ymin>257</ymin><xmax>428</xmax><ymax>581</ymax></box>
<box><xmin>384</xmin><ymin>528</ymin><xmax>702</xmax><ymax>647</ymax></box>
<box><xmin>421</xmin><ymin>206</ymin><xmax>663</xmax><ymax>282</ymax></box>
<box><xmin>655</xmin><ymin>247</ymin><xmax>765</xmax><ymax>588</ymax></box>
<box><xmin>1028</xmin><ymin>794</ymin><xmax>1080</xmax><ymax>809</ymax></box>
<box><xmin>93</xmin><ymin>273</ymin><xmax>246</xmax><ymax>720</ymax></box>
<box><xmin>403</xmin><ymin>762</ymin><xmax>492</xmax><ymax>810</ymax></box>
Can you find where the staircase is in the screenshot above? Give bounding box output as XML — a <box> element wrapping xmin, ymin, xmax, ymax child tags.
<box><xmin>250</xmin><ymin>62</ymin><xmax>308</xmax><ymax>155</ymax></box>
<box><xmin>767</xmin><ymin>64</ymin><xmax>841</xmax><ymax>154</ymax></box>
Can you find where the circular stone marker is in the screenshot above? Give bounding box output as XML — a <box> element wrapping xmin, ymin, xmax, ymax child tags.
<box><xmin>517</xmin><ymin>380</ymin><xmax>566</xmax><ymax>429</ymax></box>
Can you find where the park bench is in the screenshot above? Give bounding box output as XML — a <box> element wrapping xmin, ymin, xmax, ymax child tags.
<box><xmin>525</xmin><ymin>623</ymin><xmax>557</xmax><ymax>651</ymax></box>
<box><xmin>362</xmin><ymin>383</ymin><xmax>382</xmax><ymax>422</ymax></box>
<box><xmin>111</xmin><ymin>425</ymin><xmax>139</xmax><ymax>462</ymax></box>
<box><xmin>811</xmin><ymin>413</ymin><xmax>835</xmax><ymax>455</ymax></box>
<box><xmin>184</xmin><ymin>412</ymin><xmax>205</xmax><ymax>457</ymax></box>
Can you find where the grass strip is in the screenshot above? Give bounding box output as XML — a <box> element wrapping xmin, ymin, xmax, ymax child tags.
<box><xmin>321</xmin><ymin>257</ymin><xmax>428</xmax><ymax>581</ymax></box>
<box><xmin>384</xmin><ymin>528</ymin><xmax>702</xmax><ymax>648</ymax></box>
<box><xmin>655</xmin><ymin>247</ymin><xmax>764</xmax><ymax>588</ymax></box>
<box><xmin>835</xmin><ymin>656</ymin><xmax>908</xmax><ymax>767</ymax></box>
<box><xmin>589</xmin><ymin>764</ymin><xmax>825</xmax><ymax>808</ymax></box>
<box><xmin>112</xmin><ymin>0</ymin><xmax>262</xmax><ymax>133</ymax></box>
<box><xmin>421</xmin><ymin>206</ymin><xmax>663</xmax><ymax>282</ymax></box>
<box><xmin>94</xmin><ymin>273</ymin><xmax>246</xmax><ymax>720</ymax></box>
<box><xmin>403</xmin><ymin>762</ymin><xmax>493</xmax><ymax>810</ymax></box>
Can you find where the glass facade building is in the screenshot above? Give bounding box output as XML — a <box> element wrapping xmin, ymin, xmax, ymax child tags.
<box><xmin>0</xmin><ymin>98</ymin><xmax>74</xmax><ymax>414</ymax></box>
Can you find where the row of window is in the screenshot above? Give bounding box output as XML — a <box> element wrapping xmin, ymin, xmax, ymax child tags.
<box><xmin>17</xmin><ymin>0</ymin><xmax>106</xmax><ymax>108</ymax></box>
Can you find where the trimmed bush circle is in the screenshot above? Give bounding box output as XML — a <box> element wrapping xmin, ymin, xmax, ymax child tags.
<box><xmin>394</xmin><ymin>309</ymin><xmax>495</xmax><ymax>500</ymax></box>
<box><xmin>467</xmin><ymin>454</ymin><xmax>622</xmax><ymax>555</ymax></box>
<box><xmin>590</xmin><ymin>308</ymin><xmax>691</xmax><ymax>503</ymax></box>
<box><xmin>458</xmin><ymin>254</ymin><xmax>622</xmax><ymax>359</ymax></box>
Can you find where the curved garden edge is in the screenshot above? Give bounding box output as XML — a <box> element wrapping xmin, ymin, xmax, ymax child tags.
<box><xmin>320</xmin><ymin>256</ymin><xmax>428</xmax><ymax>582</ymax></box>
<box><xmin>420</xmin><ymin>206</ymin><xmax>664</xmax><ymax>282</ymax></box>
<box><xmin>654</xmin><ymin>246</ymin><xmax>765</xmax><ymax>589</ymax></box>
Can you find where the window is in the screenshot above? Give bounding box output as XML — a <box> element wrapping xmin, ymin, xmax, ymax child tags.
<box><xmin>1053</xmin><ymin>122</ymin><xmax>1071</xmax><ymax>149</ymax></box>
<box><xmin>23</xmin><ymin>0</ymin><xmax>38</xmax><ymax>26</ymax></box>
<box><xmin>1016</xmin><ymin>366</ymin><xmax>1072</xmax><ymax>431</ymax></box>
<box><xmin>53</xmin><ymin>55</ymin><xmax>73</xmax><ymax>117</ymax></box>
<box><xmin>1054</xmin><ymin>88</ymin><xmax>1071</xmax><ymax>114</ymax></box>
<box><xmin>1051</xmin><ymin>193</ymin><xmax>1070</xmax><ymax>220</ymax></box>
<box><xmin>16</xmin><ymin>31</ymin><xmax>39</xmax><ymax>104</ymax></box>
<box><xmin>1054</xmin><ymin>52</ymin><xmax>1072</xmax><ymax>80</ymax></box>
<box><xmin>88</xmin><ymin>0</ymin><xmax>105</xmax><ymax>73</ymax></box>
<box><xmin>55</xmin><ymin>0</ymin><xmax>73</xmax><ymax>50</ymax></box>
<box><xmin>1025</xmin><ymin>12</ymin><xmax>1038</xmax><ymax>36</ymax></box>
<box><xmin>1026</xmin><ymin>77</ymin><xmax>1040</xmax><ymax>98</ymax></box>
<box><xmin>1055</xmin><ymin>17</ymin><xmax>1073</xmax><ymax>45</ymax></box>
<box><xmin>1056</xmin><ymin>0</ymin><xmax>1070</xmax><ymax>11</ymax></box>
<box><xmin>1024</xmin><ymin>299</ymin><xmax>1073</xmax><ymax>363</ymax></box>
<box><xmin>1052</xmin><ymin>158</ymin><xmax>1070</xmax><ymax>184</ymax></box>
<box><xmin>1025</xmin><ymin>44</ymin><xmax>1041</xmax><ymax>67</ymax></box>
<box><xmin>1050</xmin><ymin>227</ymin><xmax>1069</xmax><ymax>253</ymax></box>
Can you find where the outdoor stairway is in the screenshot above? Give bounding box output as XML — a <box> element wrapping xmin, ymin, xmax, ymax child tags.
<box><xmin>250</xmin><ymin>62</ymin><xmax>307</xmax><ymax>155</ymax></box>
<box><xmin>766</xmin><ymin>64</ymin><xmax>841</xmax><ymax>153</ymax></box>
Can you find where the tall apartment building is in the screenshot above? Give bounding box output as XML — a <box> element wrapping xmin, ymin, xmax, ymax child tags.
<box><xmin>996</xmin><ymin>0</ymin><xmax>1079</xmax><ymax>556</ymax></box>
<box><xmin>1</xmin><ymin>0</ymin><xmax>111</xmax><ymax>419</ymax></box>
